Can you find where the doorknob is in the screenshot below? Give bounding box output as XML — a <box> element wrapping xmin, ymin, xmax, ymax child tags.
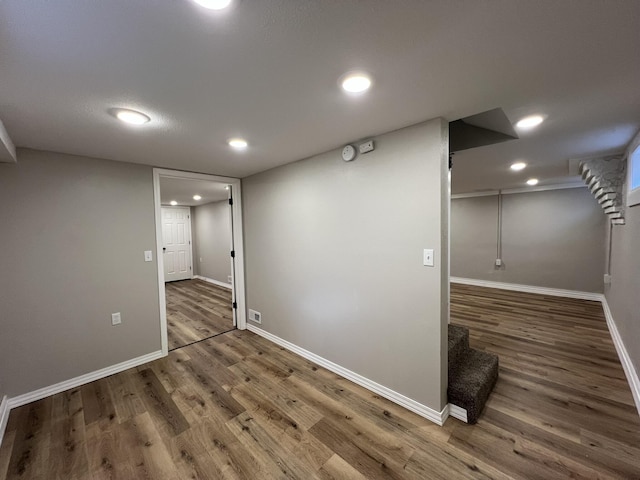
<box><xmin>163</xmin><ymin>247</ymin><xmax>167</xmax><ymax>252</ymax></box>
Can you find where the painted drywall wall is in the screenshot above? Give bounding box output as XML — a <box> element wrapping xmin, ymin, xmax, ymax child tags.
<box><xmin>607</xmin><ymin>204</ymin><xmax>640</xmax><ymax>380</ymax></box>
<box><xmin>243</xmin><ymin>119</ymin><xmax>449</xmax><ymax>411</ymax></box>
<box><xmin>194</xmin><ymin>200</ymin><xmax>232</xmax><ymax>284</ymax></box>
<box><xmin>0</xmin><ymin>149</ymin><xmax>161</xmax><ymax>397</ymax></box>
<box><xmin>451</xmin><ymin>188</ymin><xmax>606</xmax><ymax>292</ymax></box>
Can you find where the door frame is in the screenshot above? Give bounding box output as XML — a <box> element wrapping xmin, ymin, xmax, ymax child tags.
<box><xmin>153</xmin><ymin>168</ymin><xmax>247</xmax><ymax>356</ymax></box>
<box><xmin>160</xmin><ymin>205</ymin><xmax>194</xmax><ymax>282</ymax></box>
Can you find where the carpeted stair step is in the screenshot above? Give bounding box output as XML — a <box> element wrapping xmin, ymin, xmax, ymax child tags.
<box><xmin>448</xmin><ymin>324</ymin><xmax>470</xmax><ymax>381</ymax></box>
<box><xmin>448</xmin><ymin>348</ymin><xmax>499</xmax><ymax>424</ymax></box>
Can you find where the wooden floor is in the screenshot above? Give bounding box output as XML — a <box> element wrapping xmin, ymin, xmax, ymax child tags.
<box><xmin>166</xmin><ymin>279</ymin><xmax>234</xmax><ymax>350</ymax></box>
<box><xmin>1</xmin><ymin>285</ymin><xmax>639</xmax><ymax>479</ymax></box>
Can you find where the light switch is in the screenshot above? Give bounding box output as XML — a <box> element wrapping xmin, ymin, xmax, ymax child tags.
<box><xmin>144</xmin><ymin>250</ymin><xmax>153</xmax><ymax>262</ymax></box>
<box><xmin>423</xmin><ymin>249</ymin><xmax>434</xmax><ymax>267</ymax></box>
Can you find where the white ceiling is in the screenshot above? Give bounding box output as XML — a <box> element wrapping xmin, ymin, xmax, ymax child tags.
<box><xmin>1</xmin><ymin>1</ymin><xmax>639</xmax><ymax>193</ymax></box>
<box><xmin>160</xmin><ymin>177</ymin><xmax>230</xmax><ymax>206</ymax></box>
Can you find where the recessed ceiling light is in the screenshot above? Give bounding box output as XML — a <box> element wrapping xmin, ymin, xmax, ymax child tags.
<box><xmin>228</xmin><ymin>138</ymin><xmax>248</xmax><ymax>150</ymax></box>
<box><xmin>526</xmin><ymin>178</ymin><xmax>539</xmax><ymax>186</ymax></box>
<box><xmin>516</xmin><ymin>115</ymin><xmax>544</xmax><ymax>130</ymax></box>
<box><xmin>192</xmin><ymin>0</ymin><xmax>232</xmax><ymax>10</ymax></box>
<box><xmin>193</xmin><ymin>195</ymin><xmax>202</xmax><ymax>200</ymax></box>
<box><xmin>170</xmin><ymin>200</ymin><xmax>178</xmax><ymax>206</ymax></box>
<box><xmin>114</xmin><ymin>109</ymin><xmax>150</xmax><ymax>125</ymax></box>
<box><xmin>340</xmin><ymin>73</ymin><xmax>372</xmax><ymax>93</ymax></box>
<box><xmin>510</xmin><ymin>162</ymin><xmax>527</xmax><ymax>171</ymax></box>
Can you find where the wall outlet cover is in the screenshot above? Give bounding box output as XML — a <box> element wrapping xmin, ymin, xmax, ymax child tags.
<box><xmin>248</xmin><ymin>309</ymin><xmax>262</xmax><ymax>324</ymax></box>
<box><xmin>111</xmin><ymin>312</ymin><xmax>122</xmax><ymax>325</ymax></box>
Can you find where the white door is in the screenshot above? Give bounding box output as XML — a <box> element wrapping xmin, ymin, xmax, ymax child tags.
<box><xmin>162</xmin><ymin>207</ymin><xmax>192</xmax><ymax>282</ymax></box>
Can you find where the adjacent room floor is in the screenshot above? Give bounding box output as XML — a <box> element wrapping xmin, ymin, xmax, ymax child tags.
<box><xmin>166</xmin><ymin>279</ymin><xmax>234</xmax><ymax>350</ymax></box>
<box><xmin>1</xmin><ymin>285</ymin><xmax>639</xmax><ymax>479</ymax></box>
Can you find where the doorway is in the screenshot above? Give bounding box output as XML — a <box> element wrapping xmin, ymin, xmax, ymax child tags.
<box><xmin>153</xmin><ymin>168</ymin><xmax>246</xmax><ymax>355</ymax></box>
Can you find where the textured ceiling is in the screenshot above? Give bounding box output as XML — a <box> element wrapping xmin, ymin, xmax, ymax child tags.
<box><xmin>1</xmin><ymin>1</ymin><xmax>639</xmax><ymax>193</ymax></box>
<box><xmin>160</xmin><ymin>177</ymin><xmax>230</xmax><ymax>206</ymax></box>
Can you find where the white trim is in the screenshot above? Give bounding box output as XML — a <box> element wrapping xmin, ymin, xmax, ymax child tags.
<box><xmin>451</xmin><ymin>183</ymin><xmax>585</xmax><ymax>199</ymax></box>
<box><xmin>153</xmin><ymin>172</ymin><xmax>169</xmax><ymax>354</ymax></box>
<box><xmin>601</xmin><ymin>297</ymin><xmax>640</xmax><ymax>416</ymax></box>
<box><xmin>450</xmin><ymin>277</ymin><xmax>603</xmax><ymax>301</ymax></box>
<box><xmin>6</xmin><ymin>350</ymin><xmax>164</xmax><ymax>410</ymax></box>
<box><xmin>194</xmin><ymin>275</ymin><xmax>232</xmax><ymax>290</ymax></box>
<box><xmin>448</xmin><ymin>404</ymin><xmax>468</xmax><ymax>423</ymax></box>
<box><xmin>0</xmin><ymin>396</ymin><xmax>9</xmax><ymax>447</ymax></box>
<box><xmin>153</xmin><ymin>169</ymin><xmax>247</xmax><ymax>355</ymax></box>
<box><xmin>246</xmin><ymin>324</ymin><xmax>448</xmax><ymax>426</ymax></box>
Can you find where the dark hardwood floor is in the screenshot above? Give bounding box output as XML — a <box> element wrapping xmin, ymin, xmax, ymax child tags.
<box><xmin>166</xmin><ymin>279</ymin><xmax>234</xmax><ymax>350</ymax></box>
<box><xmin>1</xmin><ymin>284</ymin><xmax>639</xmax><ymax>479</ymax></box>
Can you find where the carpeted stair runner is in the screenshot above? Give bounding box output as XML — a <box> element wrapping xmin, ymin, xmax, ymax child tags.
<box><xmin>448</xmin><ymin>323</ymin><xmax>499</xmax><ymax>424</ymax></box>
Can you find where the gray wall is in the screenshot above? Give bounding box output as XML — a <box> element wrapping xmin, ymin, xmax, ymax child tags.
<box><xmin>194</xmin><ymin>200</ymin><xmax>232</xmax><ymax>284</ymax></box>
<box><xmin>451</xmin><ymin>187</ymin><xmax>606</xmax><ymax>292</ymax></box>
<box><xmin>606</xmin><ymin>204</ymin><xmax>640</xmax><ymax>382</ymax></box>
<box><xmin>242</xmin><ymin>119</ymin><xmax>450</xmax><ymax>411</ymax></box>
<box><xmin>0</xmin><ymin>149</ymin><xmax>161</xmax><ymax>397</ymax></box>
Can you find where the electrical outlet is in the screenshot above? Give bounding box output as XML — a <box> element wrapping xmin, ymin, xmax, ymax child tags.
<box><xmin>495</xmin><ymin>258</ymin><xmax>502</xmax><ymax>267</ymax></box>
<box><xmin>111</xmin><ymin>312</ymin><xmax>122</xmax><ymax>325</ymax></box>
<box><xmin>228</xmin><ymin>275</ymin><xmax>232</xmax><ymax>283</ymax></box>
<box><xmin>604</xmin><ymin>274</ymin><xmax>612</xmax><ymax>285</ymax></box>
<box><xmin>249</xmin><ymin>309</ymin><xmax>262</xmax><ymax>324</ymax></box>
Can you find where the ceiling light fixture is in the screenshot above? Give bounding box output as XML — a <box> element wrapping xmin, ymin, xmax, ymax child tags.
<box><xmin>193</xmin><ymin>195</ymin><xmax>202</xmax><ymax>200</ymax></box>
<box><xmin>228</xmin><ymin>138</ymin><xmax>248</xmax><ymax>150</ymax></box>
<box><xmin>510</xmin><ymin>162</ymin><xmax>527</xmax><ymax>171</ymax></box>
<box><xmin>192</xmin><ymin>0</ymin><xmax>232</xmax><ymax>10</ymax></box>
<box><xmin>516</xmin><ymin>115</ymin><xmax>544</xmax><ymax>130</ymax></box>
<box><xmin>340</xmin><ymin>72</ymin><xmax>372</xmax><ymax>94</ymax></box>
<box><xmin>114</xmin><ymin>109</ymin><xmax>150</xmax><ymax>125</ymax></box>
<box><xmin>170</xmin><ymin>200</ymin><xmax>178</xmax><ymax>206</ymax></box>
<box><xmin>526</xmin><ymin>178</ymin><xmax>539</xmax><ymax>186</ymax></box>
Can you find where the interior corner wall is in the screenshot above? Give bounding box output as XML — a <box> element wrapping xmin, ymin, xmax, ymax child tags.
<box><xmin>194</xmin><ymin>200</ymin><xmax>232</xmax><ymax>284</ymax></box>
<box><xmin>606</xmin><ymin>204</ymin><xmax>640</xmax><ymax>380</ymax></box>
<box><xmin>451</xmin><ymin>187</ymin><xmax>606</xmax><ymax>292</ymax></box>
<box><xmin>242</xmin><ymin>118</ymin><xmax>449</xmax><ymax>412</ymax></box>
<box><xmin>0</xmin><ymin>149</ymin><xmax>161</xmax><ymax>397</ymax></box>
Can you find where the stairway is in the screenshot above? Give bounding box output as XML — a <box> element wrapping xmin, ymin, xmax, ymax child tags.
<box><xmin>448</xmin><ymin>324</ymin><xmax>499</xmax><ymax>424</ymax></box>
<box><xmin>579</xmin><ymin>155</ymin><xmax>625</xmax><ymax>225</ymax></box>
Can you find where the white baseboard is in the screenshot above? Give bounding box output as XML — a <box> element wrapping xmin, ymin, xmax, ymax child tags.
<box><xmin>246</xmin><ymin>324</ymin><xmax>448</xmax><ymax>426</ymax></box>
<box><xmin>450</xmin><ymin>277</ymin><xmax>603</xmax><ymax>301</ymax></box>
<box><xmin>0</xmin><ymin>396</ymin><xmax>9</xmax><ymax>448</ymax></box>
<box><xmin>448</xmin><ymin>404</ymin><xmax>468</xmax><ymax>423</ymax></box>
<box><xmin>6</xmin><ymin>350</ymin><xmax>165</xmax><ymax>410</ymax></box>
<box><xmin>601</xmin><ymin>297</ymin><xmax>640</xmax><ymax>416</ymax></box>
<box><xmin>194</xmin><ymin>275</ymin><xmax>232</xmax><ymax>290</ymax></box>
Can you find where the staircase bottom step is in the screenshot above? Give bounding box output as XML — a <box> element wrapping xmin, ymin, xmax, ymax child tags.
<box><xmin>448</xmin><ymin>348</ymin><xmax>499</xmax><ymax>424</ymax></box>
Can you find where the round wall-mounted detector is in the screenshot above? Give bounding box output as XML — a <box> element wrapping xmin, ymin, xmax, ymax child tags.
<box><xmin>342</xmin><ymin>145</ymin><xmax>357</xmax><ymax>162</ymax></box>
